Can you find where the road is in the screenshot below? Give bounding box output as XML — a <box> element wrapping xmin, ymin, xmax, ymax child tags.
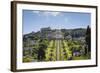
<box><xmin>56</xmin><ymin>40</ymin><xmax>69</xmax><ymax>61</ymax></box>
<box><xmin>56</xmin><ymin>40</ymin><xmax>62</xmax><ymax>61</ymax></box>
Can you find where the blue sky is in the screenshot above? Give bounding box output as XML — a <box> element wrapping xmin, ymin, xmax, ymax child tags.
<box><xmin>23</xmin><ymin>10</ymin><xmax>91</xmax><ymax>34</ymax></box>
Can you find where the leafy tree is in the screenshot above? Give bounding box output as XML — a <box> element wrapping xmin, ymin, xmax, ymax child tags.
<box><xmin>23</xmin><ymin>56</ymin><xmax>32</xmax><ymax>62</ymax></box>
<box><xmin>37</xmin><ymin>41</ymin><xmax>47</xmax><ymax>61</ymax></box>
<box><xmin>37</xmin><ymin>48</ymin><xmax>46</xmax><ymax>61</ymax></box>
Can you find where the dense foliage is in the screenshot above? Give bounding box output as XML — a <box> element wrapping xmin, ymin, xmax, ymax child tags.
<box><xmin>23</xmin><ymin>27</ymin><xmax>91</xmax><ymax>62</ymax></box>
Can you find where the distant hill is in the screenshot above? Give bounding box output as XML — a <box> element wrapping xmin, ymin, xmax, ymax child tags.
<box><xmin>23</xmin><ymin>28</ymin><xmax>86</xmax><ymax>40</ymax></box>
<box><xmin>61</xmin><ymin>28</ymin><xmax>86</xmax><ymax>38</ymax></box>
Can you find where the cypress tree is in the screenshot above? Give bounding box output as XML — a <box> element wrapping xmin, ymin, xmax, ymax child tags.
<box><xmin>85</xmin><ymin>25</ymin><xmax>91</xmax><ymax>53</ymax></box>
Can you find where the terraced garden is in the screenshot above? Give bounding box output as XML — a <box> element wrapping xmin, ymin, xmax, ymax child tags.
<box><xmin>23</xmin><ymin>39</ymin><xmax>90</xmax><ymax>62</ymax></box>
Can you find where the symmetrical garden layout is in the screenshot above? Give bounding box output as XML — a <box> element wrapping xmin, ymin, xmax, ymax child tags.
<box><xmin>23</xmin><ymin>27</ymin><xmax>91</xmax><ymax>62</ymax></box>
<box><xmin>45</xmin><ymin>40</ymin><xmax>72</xmax><ymax>61</ymax></box>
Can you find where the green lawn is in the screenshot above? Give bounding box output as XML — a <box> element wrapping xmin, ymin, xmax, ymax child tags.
<box><xmin>73</xmin><ymin>55</ymin><xmax>89</xmax><ymax>60</ymax></box>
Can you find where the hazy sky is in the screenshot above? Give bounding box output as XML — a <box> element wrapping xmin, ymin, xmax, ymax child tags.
<box><xmin>23</xmin><ymin>10</ymin><xmax>91</xmax><ymax>34</ymax></box>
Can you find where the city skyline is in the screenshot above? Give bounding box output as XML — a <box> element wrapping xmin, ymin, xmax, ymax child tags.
<box><xmin>23</xmin><ymin>10</ymin><xmax>91</xmax><ymax>34</ymax></box>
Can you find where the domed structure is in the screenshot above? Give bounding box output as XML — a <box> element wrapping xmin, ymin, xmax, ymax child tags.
<box><xmin>54</xmin><ymin>29</ymin><xmax>64</xmax><ymax>39</ymax></box>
